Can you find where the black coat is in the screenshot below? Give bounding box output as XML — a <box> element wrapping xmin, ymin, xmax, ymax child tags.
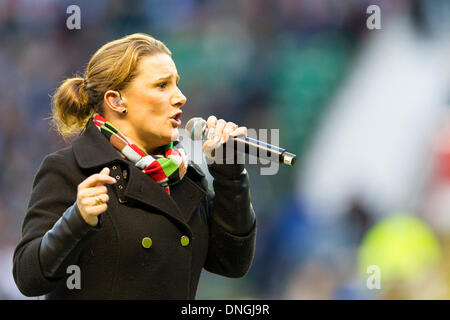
<box><xmin>13</xmin><ymin>119</ymin><xmax>257</xmax><ymax>299</ymax></box>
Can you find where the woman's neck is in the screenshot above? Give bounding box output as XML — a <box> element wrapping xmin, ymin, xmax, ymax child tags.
<box><xmin>104</xmin><ymin>115</ymin><xmax>164</xmax><ymax>155</ymax></box>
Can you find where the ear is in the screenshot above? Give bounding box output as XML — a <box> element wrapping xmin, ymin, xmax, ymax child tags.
<box><xmin>104</xmin><ymin>90</ymin><xmax>125</xmax><ymax>114</ymax></box>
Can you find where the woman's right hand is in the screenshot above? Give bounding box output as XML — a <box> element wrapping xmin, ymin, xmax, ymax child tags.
<box><xmin>76</xmin><ymin>167</ymin><xmax>117</xmax><ymax>226</ymax></box>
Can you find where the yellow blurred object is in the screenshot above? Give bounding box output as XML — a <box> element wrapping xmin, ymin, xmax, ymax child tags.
<box><xmin>358</xmin><ymin>214</ymin><xmax>441</xmax><ymax>287</ymax></box>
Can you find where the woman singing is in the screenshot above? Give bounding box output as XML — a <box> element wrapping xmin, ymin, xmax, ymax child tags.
<box><xmin>13</xmin><ymin>33</ymin><xmax>256</xmax><ymax>299</ymax></box>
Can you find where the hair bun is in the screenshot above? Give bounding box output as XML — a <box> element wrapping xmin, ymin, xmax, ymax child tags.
<box><xmin>51</xmin><ymin>77</ymin><xmax>93</xmax><ymax>137</ymax></box>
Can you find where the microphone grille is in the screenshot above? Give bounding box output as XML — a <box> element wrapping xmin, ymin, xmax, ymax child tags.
<box><xmin>185</xmin><ymin>117</ymin><xmax>206</xmax><ymax>140</ymax></box>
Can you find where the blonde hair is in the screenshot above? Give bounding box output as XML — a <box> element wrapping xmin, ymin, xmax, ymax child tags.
<box><xmin>51</xmin><ymin>33</ymin><xmax>171</xmax><ymax>137</ymax></box>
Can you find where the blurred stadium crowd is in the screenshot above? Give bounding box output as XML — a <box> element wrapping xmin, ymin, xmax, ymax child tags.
<box><xmin>0</xmin><ymin>0</ymin><xmax>449</xmax><ymax>299</ymax></box>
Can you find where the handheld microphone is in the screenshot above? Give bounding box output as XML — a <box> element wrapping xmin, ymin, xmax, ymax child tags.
<box><xmin>185</xmin><ymin>117</ymin><xmax>296</xmax><ymax>166</ymax></box>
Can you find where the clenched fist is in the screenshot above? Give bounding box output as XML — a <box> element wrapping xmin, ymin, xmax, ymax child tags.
<box><xmin>76</xmin><ymin>167</ymin><xmax>116</xmax><ymax>226</ymax></box>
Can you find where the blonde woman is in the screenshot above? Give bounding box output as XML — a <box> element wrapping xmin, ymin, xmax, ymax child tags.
<box><xmin>13</xmin><ymin>33</ymin><xmax>256</xmax><ymax>299</ymax></box>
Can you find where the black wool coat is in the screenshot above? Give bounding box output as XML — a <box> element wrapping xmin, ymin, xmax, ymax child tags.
<box><xmin>13</xmin><ymin>119</ymin><xmax>257</xmax><ymax>299</ymax></box>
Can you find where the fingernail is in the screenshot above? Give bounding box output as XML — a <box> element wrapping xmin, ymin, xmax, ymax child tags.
<box><xmin>220</xmin><ymin>137</ymin><xmax>225</xmax><ymax>144</ymax></box>
<box><xmin>214</xmin><ymin>136</ymin><xmax>220</xmax><ymax>143</ymax></box>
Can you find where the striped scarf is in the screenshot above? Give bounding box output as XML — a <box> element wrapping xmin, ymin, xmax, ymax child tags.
<box><xmin>93</xmin><ymin>114</ymin><xmax>188</xmax><ymax>195</ymax></box>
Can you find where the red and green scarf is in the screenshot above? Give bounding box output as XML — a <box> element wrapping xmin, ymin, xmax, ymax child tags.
<box><xmin>93</xmin><ymin>113</ymin><xmax>188</xmax><ymax>194</ymax></box>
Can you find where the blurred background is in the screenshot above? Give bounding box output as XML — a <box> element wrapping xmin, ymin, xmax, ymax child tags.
<box><xmin>0</xmin><ymin>0</ymin><xmax>449</xmax><ymax>299</ymax></box>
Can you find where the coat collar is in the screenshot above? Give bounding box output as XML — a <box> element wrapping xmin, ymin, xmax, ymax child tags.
<box><xmin>73</xmin><ymin>118</ymin><xmax>124</xmax><ymax>169</ymax></box>
<box><xmin>73</xmin><ymin>118</ymin><xmax>206</xmax><ymax>179</ymax></box>
<box><xmin>72</xmin><ymin>119</ymin><xmax>207</xmax><ymax>236</ymax></box>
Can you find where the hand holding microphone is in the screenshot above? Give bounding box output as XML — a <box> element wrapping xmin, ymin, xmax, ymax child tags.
<box><xmin>201</xmin><ymin>115</ymin><xmax>248</xmax><ymax>160</ymax></box>
<box><xmin>185</xmin><ymin>116</ymin><xmax>296</xmax><ymax>166</ymax></box>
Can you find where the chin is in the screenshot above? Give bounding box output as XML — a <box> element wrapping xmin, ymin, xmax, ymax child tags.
<box><xmin>170</xmin><ymin>128</ymin><xmax>180</xmax><ymax>141</ymax></box>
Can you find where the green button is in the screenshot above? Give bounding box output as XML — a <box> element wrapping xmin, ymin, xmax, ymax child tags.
<box><xmin>142</xmin><ymin>237</ymin><xmax>152</xmax><ymax>248</ymax></box>
<box><xmin>180</xmin><ymin>235</ymin><xmax>190</xmax><ymax>247</ymax></box>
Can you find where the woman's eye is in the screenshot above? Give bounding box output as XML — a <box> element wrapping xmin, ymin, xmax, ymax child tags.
<box><xmin>157</xmin><ymin>82</ymin><xmax>168</xmax><ymax>89</ymax></box>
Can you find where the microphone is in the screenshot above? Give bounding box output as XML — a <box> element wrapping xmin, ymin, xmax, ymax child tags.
<box><xmin>185</xmin><ymin>117</ymin><xmax>296</xmax><ymax>166</ymax></box>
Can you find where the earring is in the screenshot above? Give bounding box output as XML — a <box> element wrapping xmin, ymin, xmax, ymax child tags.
<box><xmin>122</xmin><ymin>108</ymin><xmax>127</xmax><ymax>114</ymax></box>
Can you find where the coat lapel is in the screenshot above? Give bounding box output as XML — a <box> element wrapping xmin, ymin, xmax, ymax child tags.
<box><xmin>124</xmin><ymin>164</ymin><xmax>188</xmax><ymax>224</ymax></box>
<box><xmin>72</xmin><ymin>119</ymin><xmax>207</xmax><ymax>236</ymax></box>
<box><xmin>170</xmin><ymin>175</ymin><xmax>207</xmax><ymax>223</ymax></box>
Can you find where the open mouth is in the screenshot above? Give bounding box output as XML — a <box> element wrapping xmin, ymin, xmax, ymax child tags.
<box><xmin>170</xmin><ymin>112</ymin><xmax>182</xmax><ymax>127</ymax></box>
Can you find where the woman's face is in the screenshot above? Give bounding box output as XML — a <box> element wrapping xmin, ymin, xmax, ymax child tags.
<box><xmin>121</xmin><ymin>53</ymin><xmax>186</xmax><ymax>153</ymax></box>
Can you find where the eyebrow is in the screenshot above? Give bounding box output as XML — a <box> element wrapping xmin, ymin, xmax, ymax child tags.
<box><xmin>155</xmin><ymin>74</ymin><xmax>180</xmax><ymax>83</ymax></box>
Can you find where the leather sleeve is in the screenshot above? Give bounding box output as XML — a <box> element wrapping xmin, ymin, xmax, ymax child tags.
<box><xmin>39</xmin><ymin>203</ymin><xmax>102</xmax><ymax>279</ymax></box>
<box><xmin>203</xmin><ymin>163</ymin><xmax>257</xmax><ymax>278</ymax></box>
<box><xmin>13</xmin><ymin>153</ymin><xmax>101</xmax><ymax>297</ymax></box>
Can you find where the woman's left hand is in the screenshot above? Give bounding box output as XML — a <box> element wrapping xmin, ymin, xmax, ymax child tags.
<box><xmin>202</xmin><ymin>115</ymin><xmax>247</xmax><ymax>159</ymax></box>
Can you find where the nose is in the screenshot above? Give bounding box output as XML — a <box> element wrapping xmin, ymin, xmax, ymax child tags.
<box><xmin>171</xmin><ymin>86</ymin><xmax>187</xmax><ymax>108</ymax></box>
